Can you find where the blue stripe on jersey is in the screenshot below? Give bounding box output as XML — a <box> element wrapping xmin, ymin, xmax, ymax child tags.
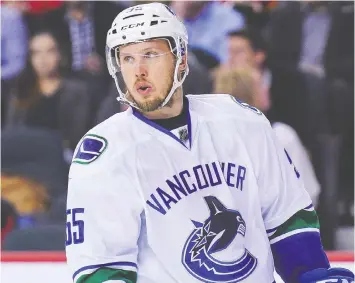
<box><xmin>73</xmin><ymin>261</ymin><xmax>138</xmax><ymax>280</ymax></box>
<box><xmin>266</xmin><ymin>227</ymin><xmax>278</xmax><ymax>234</ymax></box>
<box><xmin>271</xmin><ymin>231</ymin><xmax>330</xmax><ymax>283</ymax></box>
<box><xmin>304</xmin><ymin>203</ymin><xmax>313</xmax><ymax>210</ymax></box>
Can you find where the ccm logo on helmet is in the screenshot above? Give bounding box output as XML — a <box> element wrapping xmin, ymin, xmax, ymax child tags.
<box><xmin>121</xmin><ymin>22</ymin><xmax>145</xmax><ymax>30</ymax></box>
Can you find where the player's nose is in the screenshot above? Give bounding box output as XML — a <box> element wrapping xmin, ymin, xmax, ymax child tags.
<box><xmin>135</xmin><ymin>61</ymin><xmax>148</xmax><ymax>78</ymax></box>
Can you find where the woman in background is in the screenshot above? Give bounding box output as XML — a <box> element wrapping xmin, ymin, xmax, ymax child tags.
<box><xmin>5</xmin><ymin>30</ymin><xmax>91</xmax><ymax>151</ymax></box>
<box><xmin>214</xmin><ymin>67</ymin><xmax>321</xmax><ymax>207</ymax></box>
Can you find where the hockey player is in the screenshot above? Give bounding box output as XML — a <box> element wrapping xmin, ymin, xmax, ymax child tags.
<box><xmin>66</xmin><ymin>3</ymin><xmax>354</xmax><ymax>283</ymax></box>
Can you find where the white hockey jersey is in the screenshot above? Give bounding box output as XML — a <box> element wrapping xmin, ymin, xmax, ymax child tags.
<box><xmin>66</xmin><ymin>94</ymin><xmax>312</xmax><ymax>283</ymax></box>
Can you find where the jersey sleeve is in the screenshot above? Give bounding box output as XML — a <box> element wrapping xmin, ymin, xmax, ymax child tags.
<box><xmin>250</xmin><ymin>120</ymin><xmax>329</xmax><ymax>283</ymax></box>
<box><xmin>66</xmin><ymin>148</ymin><xmax>142</xmax><ymax>283</ymax></box>
<box><xmin>272</xmin><ymin>123</ymin><xmax>321</xmax><ymax>207</ymax></box>
<box><xmin>252</xmin><ymin>120</ymin><xmax>312</xmax><ymax>229</ymax></box>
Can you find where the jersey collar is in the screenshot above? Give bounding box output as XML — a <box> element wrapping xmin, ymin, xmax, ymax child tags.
<box><xmin>131</xmin><ymin>97</ymin><xmax>193</xmax><ymax>150</ymax></box>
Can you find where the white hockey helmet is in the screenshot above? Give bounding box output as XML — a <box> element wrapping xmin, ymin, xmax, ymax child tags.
<box><xmin>106</xmin><ymin>2</ymin><xmax>189</xmax><ymax>109</ymax></box>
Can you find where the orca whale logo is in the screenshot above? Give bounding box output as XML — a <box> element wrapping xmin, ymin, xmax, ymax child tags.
<box><xmin>182</xmin><ymin>196</ymin><xmax>257</xmax><ymax>282</ymax></box>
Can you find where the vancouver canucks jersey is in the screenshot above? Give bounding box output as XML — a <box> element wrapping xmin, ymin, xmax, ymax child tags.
<box><xmin>66</xmin><ymin>94</ymin><xmax>315</xmax><ymax>283</ymax></box>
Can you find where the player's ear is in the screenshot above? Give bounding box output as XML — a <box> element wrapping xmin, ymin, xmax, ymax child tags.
<box><xmin>178</xmin><ymin>51</ymin><xmax>188</xmax><ymax>73</ymax></box>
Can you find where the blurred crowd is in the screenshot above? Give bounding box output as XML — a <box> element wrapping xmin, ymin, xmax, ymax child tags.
<box><xmin>1</xmin><ymin>1</ymin><xmax>354</xmax><ymax>251</ymax></box>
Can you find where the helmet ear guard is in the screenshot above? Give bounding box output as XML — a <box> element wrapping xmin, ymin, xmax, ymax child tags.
<box><xmin>105</xmin><ymin>3</ymin><xmax>189</xmax><ymax>110</ymax></box>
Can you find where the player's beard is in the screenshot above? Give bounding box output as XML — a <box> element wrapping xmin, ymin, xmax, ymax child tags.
<box><xmin>128</xmin><ymin>65</ymin><xmax>175</xmax><ymax>112</ymax></box>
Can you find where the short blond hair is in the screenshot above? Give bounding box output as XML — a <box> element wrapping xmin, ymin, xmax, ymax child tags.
<box><xmin>214</xmin><ymin>67</ymin><xmax>258</xmax><ymax>106</ymax></box>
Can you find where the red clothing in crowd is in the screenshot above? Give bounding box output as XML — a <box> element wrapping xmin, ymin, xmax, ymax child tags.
<box><xmin>26</xmin><ymin>1</ymin><xmax>63</xmax><ymax>14</ymax></box>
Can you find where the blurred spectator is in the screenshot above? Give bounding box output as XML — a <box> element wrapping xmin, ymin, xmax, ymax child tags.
<box><xmin>231</xmin><ymin>1</ymin><xmax>276</xmax><ymax>31</ymax></box>
<box><xmin>214</xmin><ymin>67</ymin><xmax>270</xmax><ymax>111</ymax></box>
<box><xmin>214</xmin><ymin>67</ymin><xmax>321</xmax><ymax>207</ymax></box>
<box><xmin>43</xmin><ymin>1</ymin><xmax>123</xmax><ymax>77</ymax></box>
<box><xmin>215</xmin><ymin>28</ymin><xmax>272</xmax><ymax>114</ymax></box>
<box><xmin>268</xmin><ymin>1</ymin><xmax>354</xmax><ymax>135</ymax></box>
<box><xmin>225</xmin><ymin>28</ymin><xmax>269</xmax><ymax>72</ymax></box>
<box><xmin>37</xmin><ymin>1</ymin><xmax>126</xmax><ymax>120</ymax></box>
<box><xmin>269</xmin><ymin>2</ymin><xmax>354</xmax><ymax>243</ymax></box>
<box><xmin>270</xmin><ymin>1</ymin><xmax>354</xmax><ymax>84</ymax></box>
<box><xmin>20</xmin><ymin>1</ymin><xmax>64</xmax><ymax>35</ymax></box>
<box><xmin>1</xmin><ymin>128</ymin><xmax>69</xmax><ymax>228</ymax></box>
<box><xmin>1</xmin><ymin>199</ymin><xmax>18</xmax><ymax>244</ymax></box>
<box><xmin>1</xmin><ymin>2</ymin><xmax>29</xmax><ymax>126</ymax></box>
<box><xmin>114</xmin><ymin>1</ymin><xmax>135</xmax><ymax>9</ymax></box>
<box><xmin>269</xmin><ymin>1</ymin><xmax>354</xmax><ymax>83</ymax></box>
<box><xmin>170</xmin><ymin>1</ymin><xmax>245</xmax><ymax>68</ymax></box>
<box><xmin>5</xmin><ymin>30</ymin><xmax>91</xmax><ymax>151</ymax></box>
<box><xmin>25</xmin><ymin>1</ymin><xmax>63</xmax><ymax>14</ymax></box>
<box><xmin>1</xmin><ymin>3</ymin><xmax>28</xmax><ymax>81</ymax></box>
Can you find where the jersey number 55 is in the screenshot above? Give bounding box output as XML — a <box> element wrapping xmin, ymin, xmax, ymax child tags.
<box><xmin>66</xmin><ymin>208</ymin><xmax>85</xmax><ymax>246</ymax></box>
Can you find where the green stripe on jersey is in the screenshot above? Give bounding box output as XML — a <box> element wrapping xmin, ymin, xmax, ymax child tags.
<box><xmin>268</xmin><ymin>208</ymin><xmax>320</xmax><ymax>241</ymax></box>
<box><xmin>76</xmin><ymin>267</ymin><xmax>137</xmax><ymax>283</ymax></box>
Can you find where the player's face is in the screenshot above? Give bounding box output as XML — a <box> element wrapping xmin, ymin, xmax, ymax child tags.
<box><xmin>118</xmin><ymin>39</ymin><xmax>176</xmax><ymax>112</ymax></box>
<box><xmin>30</xmin><ymin>33</ymin><xmax>61</xmax><ymax>78</ymax></box>
<box><xmin>227</xmin><ymin>36</ymin><xmax>255</xmax><ymax>68</ymax></box>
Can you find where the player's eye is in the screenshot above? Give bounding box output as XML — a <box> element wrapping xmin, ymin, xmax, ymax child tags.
<box><xmin>143</xmin><ymin>51</ymin><xmax>158</xmax><ymax>59</ymax></box>
<box><xmin>123</xmin><ymin>55</ymin><xmax>134</xmax><ymax>63</ymax></box>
